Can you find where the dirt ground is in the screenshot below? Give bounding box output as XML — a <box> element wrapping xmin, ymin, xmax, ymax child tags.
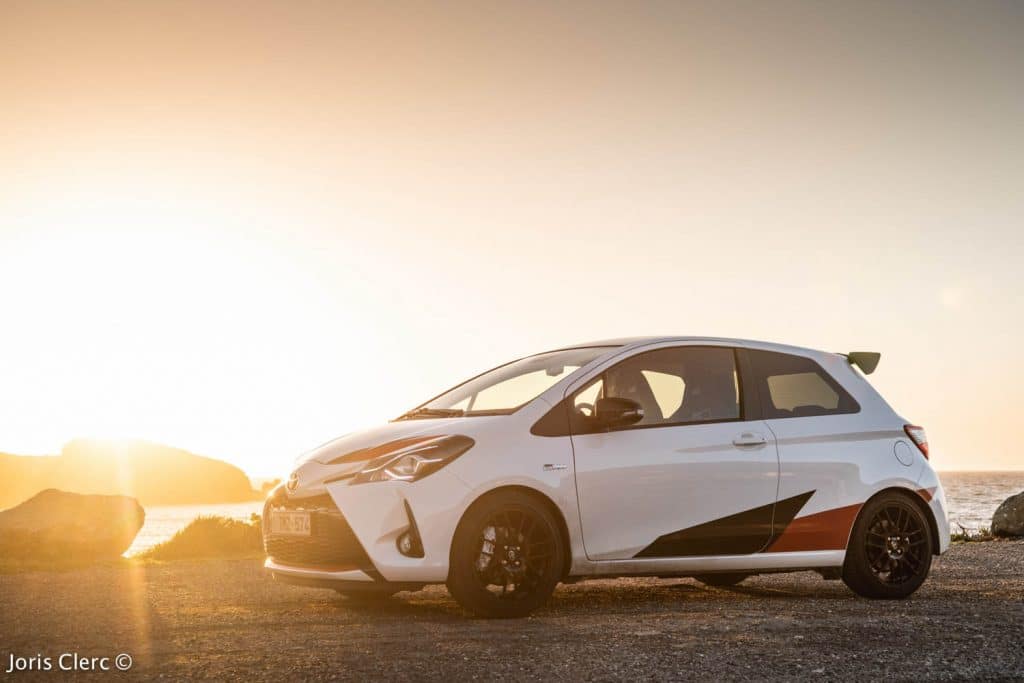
<box><xmin>1</xmin><ymin>541</ymin><xmax>1022</xmax><ymax>681</ymax></box>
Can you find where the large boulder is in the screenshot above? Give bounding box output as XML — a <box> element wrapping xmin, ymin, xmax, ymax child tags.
<box><xmin>991</xmin><ymin>491</ymin><xmax>1024</xmax><ymax>538</ymax></box>
<box><xmin>0</xmin><ymin>489</ymin><xmax>145</xmax><ymax>561</ymax></box>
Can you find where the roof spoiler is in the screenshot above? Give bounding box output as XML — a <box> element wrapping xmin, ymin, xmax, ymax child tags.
<box><xmin>846</xmin><ymin>351</ymin><xmax>881</xmax><ymax>375</ymax></box>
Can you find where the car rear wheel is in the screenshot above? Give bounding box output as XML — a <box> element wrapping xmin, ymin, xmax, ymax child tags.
<box><xmin>843</xmin><ymin>492</ymin><xmax>933</xmax><ymax>599</ymax></box>
<box><xmin>447</xmin><ymin>491</ymin><xmax>565</xmax><ymax>618</ymax></box>
<box><xmin>695</xmin><ymin>573</ymin><xmax>749</xmax><ymax>587</ymax></box>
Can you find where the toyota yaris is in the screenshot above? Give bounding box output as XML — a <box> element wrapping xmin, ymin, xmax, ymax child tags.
<box><xmin>264</xmin><ymin>337</ymin><xmax>949</xmax><ymax>617</ymax></box>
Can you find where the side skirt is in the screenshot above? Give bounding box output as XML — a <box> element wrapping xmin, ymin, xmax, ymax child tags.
<box><xmin>569</xmin><ymin>550</ymin><xmax>846</xmax><ymax>578</ymax></box>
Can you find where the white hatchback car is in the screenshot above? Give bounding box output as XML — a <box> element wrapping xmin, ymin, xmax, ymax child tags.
<box><xmin>264</xmin><ymin>337</ymin><xmax>949</xmax><ymax>617</ymax></box>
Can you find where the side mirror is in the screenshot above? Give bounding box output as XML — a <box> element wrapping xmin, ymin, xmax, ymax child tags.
<box><xmin>594</xmin><ymin>397</ymin><xmax>644</xmax><ymax>428</ymax></box>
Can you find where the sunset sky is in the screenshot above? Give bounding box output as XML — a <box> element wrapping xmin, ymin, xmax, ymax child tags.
<box><xmin>2</xmin><ymin>1</ymin><xmax>1022</xmax><ymax>476</ymax></box>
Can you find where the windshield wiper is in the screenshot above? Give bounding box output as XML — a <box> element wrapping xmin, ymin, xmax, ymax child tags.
<box><xmin>397</xmin><ymin>407</ymin><xmax>465</xmax><ymax>420</ymax></box>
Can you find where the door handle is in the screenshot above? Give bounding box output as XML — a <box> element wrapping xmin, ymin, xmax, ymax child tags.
<box><xmin>732</xmin><ymin>432</ymin><xmax>767</xmax><ymax>447</ymax></box>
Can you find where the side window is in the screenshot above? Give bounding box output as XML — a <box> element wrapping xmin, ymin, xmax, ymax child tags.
<box><xmin>747</xmin><ymin>350</ymin><xmax>859</xmax><ymax>419</ymax></box>
<box><xmin>597</xmin><ymin>346</ymin><xmax>740</xmax><ymax>428</ymax></box>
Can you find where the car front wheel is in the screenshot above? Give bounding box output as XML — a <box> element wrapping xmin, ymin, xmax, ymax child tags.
<box><xmin>842</xmin><ymin>492</ymin><xmax>933</xmax><ymax>599</ymax></box>
<box><xmin>447</xmin><ymin>491</ymin><xmax>565</xmax><ymax>618</ymax></box>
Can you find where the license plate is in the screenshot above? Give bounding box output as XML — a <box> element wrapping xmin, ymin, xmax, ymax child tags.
<box><xmin>270</xmin><ymin>510</ymin><xmax>311</xmax><ymax>536</ymax></box>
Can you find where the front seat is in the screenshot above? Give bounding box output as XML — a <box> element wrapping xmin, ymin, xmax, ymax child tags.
<box><xmin>606</xmin><ymin>367</ymin><xmax>664</xmax><ymax>424</ymax></box>
<box><xmin>671</xmin><ymin>370</ymin><xmax>737</xmax><ymax>422</ymax></box>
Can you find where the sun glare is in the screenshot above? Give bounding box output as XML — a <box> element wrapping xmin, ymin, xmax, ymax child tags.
<box><xmin>0</xmin><ymin>181</ymin><xmax>360</xmax><ymax>472</ymax></box>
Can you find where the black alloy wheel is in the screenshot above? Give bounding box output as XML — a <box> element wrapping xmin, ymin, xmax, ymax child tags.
<box><xmin>447</xmin><ymin>491</ymin><xmax>565</xmax><ymax>618</ymax></box>
<box><xmin>843</xmin><ymin>492</ymin><xmax>933</xmax><ymax>599</ymax></box>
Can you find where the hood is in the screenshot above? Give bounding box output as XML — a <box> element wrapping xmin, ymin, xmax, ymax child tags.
<box><xmin>298</xmin><ymin>418</ymin><xmax>471</xmax><ymax>467</ymax></box>
<box><xmin>283</xmin><ymin>415</ymin><xmax>507</xmax><ymax>498</ymax></box>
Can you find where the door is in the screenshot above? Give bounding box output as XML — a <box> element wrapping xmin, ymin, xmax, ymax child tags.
<box><xmin>570</xmin><ymin>345</ymin><xmax>780</xmax><ymax>560</ymax></box>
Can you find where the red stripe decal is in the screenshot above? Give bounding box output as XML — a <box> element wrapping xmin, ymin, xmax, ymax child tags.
<box><xmin>766</xmin><ymin>502</ymin><xmax>863</xmax><ymax>553</ymax></box>
<box><xmin>916</xmin><ymin>487</ymin><xmax>936</xmax><ymax>503</ymax></box>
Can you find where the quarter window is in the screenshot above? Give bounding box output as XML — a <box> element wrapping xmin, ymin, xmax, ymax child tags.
<box><xmin>747</xmin><ymin>350</ymin><xmax>858</xmax><ymax>418</ymax></box>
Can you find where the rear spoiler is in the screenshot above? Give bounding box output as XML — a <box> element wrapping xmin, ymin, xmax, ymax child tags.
<box><xmin>844</xmin><ymin>351</ymin><xmax>881</xmax><ymax>375</ymax></box>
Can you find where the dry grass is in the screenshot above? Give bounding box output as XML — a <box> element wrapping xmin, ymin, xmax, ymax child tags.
<box><xmin>137</xmin><ymin>515</ymin><xmax>263</xmax><ymax>561</ymax></box>
<box><xmin>950</xmin><ymin>524</ymin><xmax>996</xmax><ymax>543</ymax></box>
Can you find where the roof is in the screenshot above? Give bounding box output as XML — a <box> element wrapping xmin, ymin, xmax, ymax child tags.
<box><xmin>555</xmin><ymin>336</ymin><xmax>837</xmax><ymax>358</ymax></box>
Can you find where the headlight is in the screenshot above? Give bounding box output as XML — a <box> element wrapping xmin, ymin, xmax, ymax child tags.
<box><xmin>351</xmin><ymin>435</ymin><xmax>474</xmax><ymax>484</ymax></box>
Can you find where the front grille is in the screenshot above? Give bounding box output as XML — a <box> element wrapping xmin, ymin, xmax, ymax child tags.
<box><xmin>263</xmin><ymin>493</ymin><xmax>373</xmax><ymax>570</ymax></box>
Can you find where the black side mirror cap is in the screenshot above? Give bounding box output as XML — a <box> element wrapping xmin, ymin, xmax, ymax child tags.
<box><xmin>594</xmin><ymin>397</ymin><xmax>644</xmax><ymax>428</ymax></box>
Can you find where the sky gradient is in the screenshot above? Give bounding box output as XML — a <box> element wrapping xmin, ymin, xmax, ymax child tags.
<box><xmin>2</xmin><ymin>1</ymin><xmax>1022</xmax><ymax>476</ymax></box>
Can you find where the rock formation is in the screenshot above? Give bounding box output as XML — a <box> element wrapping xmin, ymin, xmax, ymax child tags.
<box><xmin>992</xmin><ymin>491</ymin><xmax>1024</xmax><ymax>537</ymax></box>
<box><xmin>0</xmin><ymin>489</ymin><xmax>145</xmax><ymax>560</ymax></box>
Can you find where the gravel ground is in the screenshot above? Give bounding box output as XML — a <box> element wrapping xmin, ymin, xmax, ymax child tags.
<box><xmin>1</xmin><ymin>541</ymin><xmax>1022</xmax><ymax>681</ymax></box>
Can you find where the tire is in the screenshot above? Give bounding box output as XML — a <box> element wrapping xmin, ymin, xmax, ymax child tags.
<box><xmin>695</xmin><ymin>573</ymin><xmax>749</xmax><ymax>587</ymax></box>
<box><xmin>447</xmin><ymin>490</ymin><xmax>565</xmax><ymax>618</ymax></box>
<box><xmin>842</xmin><ymin>492</ymin><xmax>933</xmax><ymax>599</ymax></box>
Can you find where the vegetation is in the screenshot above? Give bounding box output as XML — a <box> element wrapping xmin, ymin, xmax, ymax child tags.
<box><xmin>950</xmin><ymin>524</ymin><xmax>996</xmax><ymax>543</ymax></box>
<box><xmin>137</xmin><ymin>515</ymin><xmax>263</xmax><ymax>561</ymax></box>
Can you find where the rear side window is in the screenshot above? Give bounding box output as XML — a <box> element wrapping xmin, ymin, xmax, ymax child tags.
<box><xmin>746</xmin><ymin>350</ymin><xmax>858</xmax><ymax>419</ymax></box>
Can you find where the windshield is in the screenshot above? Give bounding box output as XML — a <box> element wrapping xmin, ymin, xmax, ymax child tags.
<box><xmin>399</xmin><ymin>347</ymin><xmax>615</xmax><ymax>419</ymax></box>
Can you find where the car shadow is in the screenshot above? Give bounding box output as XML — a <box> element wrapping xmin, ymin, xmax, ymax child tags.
<box><xmin>324</xmin><ymin>575</ymin><xmax>856</xmax><ymax>622</ymax></box>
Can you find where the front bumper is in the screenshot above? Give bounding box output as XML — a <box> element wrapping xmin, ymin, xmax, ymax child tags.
<box><xmin>265</xmin><ymin>557</ymin><xmax>377</xmax><ymax>585</ymax></box>
<box><xmin>263</xmin><ymin>468</ymin><xmax>473</xmax><ymax>585</ymax></box>
<box><xmin>262</xmin><ymin>492</ymin><xmax>379</xmax><ymax>574</ymax></box>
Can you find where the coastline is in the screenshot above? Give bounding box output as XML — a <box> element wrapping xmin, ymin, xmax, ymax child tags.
<box><xmin>126</xmin><ymin>500</ymin><xmax>264</xmax><ymax>557</ymax></box>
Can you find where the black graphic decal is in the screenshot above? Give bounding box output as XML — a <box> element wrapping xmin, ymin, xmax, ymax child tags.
<box><xmin>634</xmin><ymin>490</ymin><xmax>815</xmax><ymax>558</ymax></box>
